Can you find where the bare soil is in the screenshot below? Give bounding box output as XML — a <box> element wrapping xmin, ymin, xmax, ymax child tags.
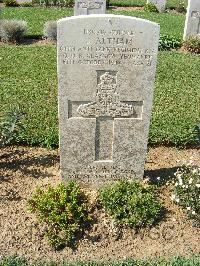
<box><xmin>0</xmin><ymin>146</ymin><xmax>200</xmax><ymax>262</ymax></box>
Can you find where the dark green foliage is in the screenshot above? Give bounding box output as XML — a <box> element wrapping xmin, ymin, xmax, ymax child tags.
<box><xmin>183</xmin><ymin>37</ymin><xmax>200</xmax><ymax>54</ymax></box>
<box><xmin>144</xmin><ymin>3</ymin><xmax>158</xmax><ymax>13</ymax></box>
<box><xmin>159</xmin><ymin>35</ymin><xmax>181</xmax><ymax>51</ymax></box>
<box><xmin>28</xmin><ymin>181</ymin><xmax>91</xmax><ymax>249</ymax></box>
<box><xmin>33</xmin><ymin>0</ymin><xmax>73</xmax><ymax>7</ymax></box>
<box><xmin>3</xmin><ymin>0</ymin><xmax>19</xmax><ymax>6</ymax></box>
<box><xmin>100</xmin><ymin>180</ymin><xmax>162</xmax><ymax>228</ymax></box>
<box><xmin>108</xmin><ymin>0</ymin><xmax>187</xmax><ymax>9</ymax></box>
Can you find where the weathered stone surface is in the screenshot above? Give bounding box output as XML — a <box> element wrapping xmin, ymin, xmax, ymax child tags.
<box><xmin>184</xmin><ymin>0</ymin><xmax>200</xmax><ymax>40</ymax></box>
<box><xmin>147</xmin><ymin>0</ymin><xmax>166</xmax><ymax>12</ymax></box>
<box><xmin>57</xmin><ymin>15</ymin><xmax>159</xmax><ymax>187</ymax></box>
<box><xmin>74</xmin><ymin>0</ymin><xmax>106</xmax><ymax>16</ymax></box>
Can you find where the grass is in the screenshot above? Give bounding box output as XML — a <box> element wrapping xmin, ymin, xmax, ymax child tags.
<box><xmin>2</xmin><ymin>7</ymin><xmax>185</xmax><ymax>38</ymax></box>
<box><xmin>1</xmin><ymin>7</ymin><xmax>73</xmax><ymax>38</ymax></box>
<box><xmin>110</xmin><ymin>10</ymin><xmax>185</xmax><ymax>39</ymax></box>
<box><xmin>1</xmin><ymin>256</ymin><xmax>200</xmax><ymax>266</ymax></box>
<box><xmin>0</xmin><ymin>45</ymin><xmax>58</xmax><ymax>147</ymax></box>
<box><xmin>150</xmin><ymin>51</ymin><xmax>200</xmax><ymax>146</ymax></box>
<box><xmin>0</xmin><ymin>45</ymin><xmax>199</xmax><ymax>147</ymax></box>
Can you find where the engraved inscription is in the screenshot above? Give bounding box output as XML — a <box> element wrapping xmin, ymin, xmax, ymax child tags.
<box><xmin>191</xmin><ymin>11</ymin><xmax>200</xmax><ymax>34</ymax></box>
<box><xmin>59</xmin><ymin>28</ymin><xmax>156</xmax><ymax>66</ymax></box>
<box><xmin>64</xmin><ymin>164</ymin><xmax>137</xmax><ymax>185</ymax></box>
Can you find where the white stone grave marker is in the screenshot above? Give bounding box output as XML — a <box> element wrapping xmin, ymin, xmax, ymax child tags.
<box><xmin>57</xmin><ymin>15</ymin><xmax>159</xmax><ymax>187</ymax></box>
<box><xmin>184</xmin><ymin>0</ymin><xmax>200</xmax><ymax>39</ymax></box>
<box><xmin>74</xmin><ymin>0</ymin><xmax>106</xmax><ymax>16</ymax></box>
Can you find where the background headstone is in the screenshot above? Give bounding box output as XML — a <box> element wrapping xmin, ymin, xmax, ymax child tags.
<box><xmin>147</xmin><ymin>0</ymin><xmax>166</xmax><ymax>12</ymax></box>
<box><xmin>16</xmin><ymin>0</ymin><xmax>32</xmax><ymax>3</ymax></box>
<box><xmin>183</xmin><ymin>0</ymin><xmax>200</xmax><ymax>40</ymax></box>
<box><xmin>57</xmin><ymin>15</ymin><xmax>159</xmax><ymax>187</ymax></box>
<box><xmin>74</xmin><ymin>0</ymin><xmax>106</xmax><ymax>16</ymax></box>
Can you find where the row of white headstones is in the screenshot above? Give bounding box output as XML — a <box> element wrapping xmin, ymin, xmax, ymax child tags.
<box><xmin>75</xmin><ymin>0</ymin><xmax>200</xmax><ymax>40</ymax></box>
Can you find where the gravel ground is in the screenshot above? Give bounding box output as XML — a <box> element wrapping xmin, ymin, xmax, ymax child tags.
<box><xmin>0</xmin><ymin>146</ymin><xmax>199</xmax><ymax>263</ymax></box>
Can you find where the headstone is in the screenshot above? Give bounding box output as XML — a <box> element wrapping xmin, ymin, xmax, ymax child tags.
<box><xmin>74</xmin><ymin>0</ymin><xmax>106</xmax><ymax>16</ymax></box>
<box><xmin>57</xmin><ymin>15</ymin><xmax>159</xmax><ymax>187</ymax></box>
<box><xmin>16</xmin><ymin>0</ymin><xmax>32</xmax><ymax>3</ymax></box>
<box><xmin>183</xmin><ymin>0</ymin><xmax>200</xmax><ymax>40</ymax></box>
<box><xmin>147</xmin><ymin>0</ymin><xmax>166</xmax><ymax>12</ymax></box>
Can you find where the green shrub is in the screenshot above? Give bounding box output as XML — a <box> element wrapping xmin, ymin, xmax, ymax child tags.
<box><xmin>159</xmin><ymin>35</ymin><xmax>181</xmax><ymax>51</ymax></box>
<box><xmin>28</xmin><ymin>181</ymin><xmax>91</xmax><ymax>249</ymax></box>
<box><xmin>43</xmin><ymin>20</ymin><xmax>57</xmax><ymax>41</ymax></box>
<box><xmin>171</xmin><ymin>163</ymin><xmax>200</xmax><ymax>225</ymax></box>
<box><xmin>0</xmin><ymin>19</ymin><xmax>27</xmax><ymax>42</ymax></box>
<box><xmin>100</xmin><ymin>180</ymin><xmax>162</xmax><ymax>228</ymax></box>
<box><xmin>3</xmin><ymin>0</ymin><xmax>19</xmax><ymax>6</ymax></box>
<box><xmin>175</xmin><ymin>0</ymin><xmax>186</xmax><ymax>13</ymax></box>
<box><xmin>183</xmin><ymin>37</ymin><xmax>200</xmax><ymax>54</ymax></box>
<box><xmin>19</xmin><ymin>1</ymin><xmax>33</xmax><ymax>6</ymax></box>
<box><xmin>37</xmin><ymin>0</ymin><xmax>73</xmax><ymax>7</ymax></box>
<box><xmin>144</xmin><ymin>3</ymin><xmax>159</xmax><ymax>13</ymax></box>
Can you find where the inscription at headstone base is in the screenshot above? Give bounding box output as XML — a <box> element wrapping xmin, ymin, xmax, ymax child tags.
<box><xmin>184</xmin><ymin>0</ymin><xmax>200</xmax><ymax>40</ymax></box>
<box><xmin>57</xmin><ymin>15</ymin><xmax>159</xmax><ymax>187</ymax></box>
<box><xmin>147</xmin><ymin>0</ymin><xmax>166</xmax><ymax>12</ymax></box>
<box><xmin>74</xmin><ymin>0</ymin><xmax>106</xmax><ymax>16</ymax></box>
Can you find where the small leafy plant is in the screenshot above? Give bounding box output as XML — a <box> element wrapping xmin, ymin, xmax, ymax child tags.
<box><xmin>0</xmin><ymin>107</ymin><xmax>25</xmax><ymax>147</ymax></box>
<box><xmin>159</xmin><ymin>35</ymin><xmax>181</xmax><ymax>51</ymax></box>
<box><xmin>0</xmin><ymin>20</ymin><xmax>27</xmax><ymax>43</ymax></box>
<box><xmin>144</xmin><ymin>3</ymin><xmax>159</xmax><ymax>13</ymax></box>
<box><xmin>28</xmin><ymin>181</ymin><xmax>92</xmax><ymax>249</ymax></box>
<box><xmin>43</xmin><ymin>21</ymin><xmax>57</xmax><ymax>41</ymax></box>
<box><xmin>171</xmin><ymin>163</ymin><xmax>200</xmax><ymax>225</ymax></box>
<box><xmin>100</xmin><ymin>180</ymin><xmax>162</xmax><ymax>228</ymax></box>
<box><xmin>182</xmin><ymin>37</ymin><xmax>200</xmax><ymax>54</ymax></box>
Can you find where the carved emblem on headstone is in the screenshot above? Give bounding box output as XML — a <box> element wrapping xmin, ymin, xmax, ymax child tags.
<box><xmin>77</xmin><ymin>72</ymin><xmax>134</xmax><ymax>118</ymax></box>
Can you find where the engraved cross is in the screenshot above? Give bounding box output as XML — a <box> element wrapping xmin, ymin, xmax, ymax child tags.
<box><xmin>68</xmin><ymin>71</ymin><xmax>143</xmax><ymax>162</ymax></box>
